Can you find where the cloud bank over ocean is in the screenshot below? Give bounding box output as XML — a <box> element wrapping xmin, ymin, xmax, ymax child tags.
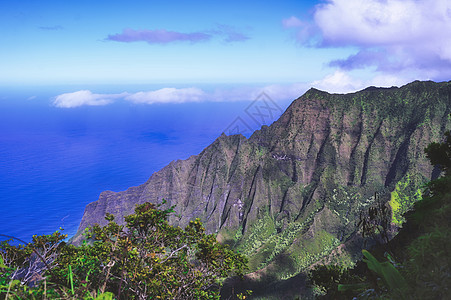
<box><xmin>52</xmin><ymin>83</ymin><xmax>312</xmax><ymax>108</ymax></box>
<box><xmin>55</xmin><ymin>74</ymin><xmax>433</xmax><ymax>108</ymax></box>
<box><xmin>53</xmin><ymin>90</ymin><xmax>128</xmax><ymax>108</ymax></box>
<box><xmin>125</xmin><ymin>88</ymin><xmax>206</xmax><ymax>104</ymax></box>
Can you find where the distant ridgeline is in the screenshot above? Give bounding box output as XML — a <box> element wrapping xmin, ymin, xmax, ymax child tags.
<box><xmin>75</xmin><ymin>80</ymin><xmax>451</xmax><ymax>284</ymax></box>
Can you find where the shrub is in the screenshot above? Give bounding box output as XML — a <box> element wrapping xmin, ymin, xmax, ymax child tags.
<box><xmin>1</xmin><ymin>201</ymin><xmax>248</xmax><ymax>299</ymax></box>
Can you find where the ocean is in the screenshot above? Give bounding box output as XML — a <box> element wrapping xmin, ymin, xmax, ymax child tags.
<box><xmin>0</xmin><ymin>85</ymin><xmax>289</xmax><ymax>243</ymax></box>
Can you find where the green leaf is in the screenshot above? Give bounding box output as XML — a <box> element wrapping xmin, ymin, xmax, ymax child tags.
<box><xmin>68</xmin><ymin>264</ymin><xmax>75</xmax><ymax>295</ymax></box>
<box><xmin>337</xmin><ymin>282</ymin><xmax>369</xmax><ymax>292</ymax></box>
<box><xmin>0</xmin><ymin>256</ymin><xmax>7</xmax><ymax>268</ymax></box>
<box><xmin>362</xmin><ymin>250</ymin><xmax>408</xmax><ymax>293</ymax></box>
<box><xmin>95</xmin><ymin>292</ymin><xmax>114</xmax><ymax>300</ymax></box>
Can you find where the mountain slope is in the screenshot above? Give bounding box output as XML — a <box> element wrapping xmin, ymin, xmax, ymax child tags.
<box><xmin>75</xmin><ymin>80</ymin><xmax>451</xmax><ymax>284</ymax></box>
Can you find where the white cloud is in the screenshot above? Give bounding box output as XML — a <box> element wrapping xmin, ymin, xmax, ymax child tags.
<box><xmin>52</xmin><ymin>84</ymin><xmax>311</xmax><ymax>109</ymax></box>
<box><xmin>289</xmin><ymin>0</ymin><xmax>451</xmax><ymax>81</ymax></box>
<box><xmin>282</xmin><ymin>16</ymin><xmax>303</xmax><ymax>28</ymax></box>
<box><xmin>314</xmin><ymin>0</ymin><xmax>429</xmax><ymax>47</ymax></box>
<box><xmin>311</xmin><ymin>70</ymin><xmax>363</xmax><ymax>93</ymax></box>
<box><xmin>53</xmin><ymin>90</ymin><xmax>126</xmax><ymax>108</ymax></box>
<box><xmin>311</xmin><ymin>70</ymin><xmax>414</xmax><ymax>94</ymax></box>
<box><xmin>125</xmin><ymin>87</ymin><xmax>207</xmax><ymax>104</ymax></box>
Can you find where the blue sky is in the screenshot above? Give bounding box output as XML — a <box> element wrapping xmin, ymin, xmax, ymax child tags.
<box><xmin>1</xmin><ymin>0</ymin><xmax>451</xmax><ymax>105</ymax></box>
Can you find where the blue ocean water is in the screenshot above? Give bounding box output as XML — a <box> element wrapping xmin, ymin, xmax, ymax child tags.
<box><xmin>0</xmin><ymin>85</ymin><xmax>289</xmax><ymax>243</ymax></box>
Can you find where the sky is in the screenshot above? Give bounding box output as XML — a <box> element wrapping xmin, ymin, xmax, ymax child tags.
<box><xmin>1</xmin><ymin>0</ymin><xmax>451</xmax><ymax>106</ymax></box>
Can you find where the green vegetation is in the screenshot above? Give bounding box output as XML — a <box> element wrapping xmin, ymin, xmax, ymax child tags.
<box><xmin>288</xmin><ymin>230</ymin><xmax>340</xmax><ymax>279</ymax></box>
<box><xmin>233</xmin><ymin>203</ymin><xmax>342</xmax><ymax>282</ymax></box>
<box><xmin>237</xmin><ymin>214</ymin><xmax>276</xmax><ymax>257</ymax></box>
<box><xmin>309</xmin><ymin>129</ymin><xmax>451</xmax><ymax>299</ymax></box>
<box><xmin>255</xmin><ymin>146</ymin><xmax>267</xmax><ymax>159</ymax></box>
<box><xmin>389</xmin><ymin>174</ymin><xmax>423</xmax><ymax>226</ymax></box>
<box><xmin>0</xmin><ymin>202</ymin><xmax>248</xmax><ymax>299</ymax></box>
<box><xmin>309</xmin><ymin>264</ymin><xmax>364</xmax><ymax>299</ymax></box>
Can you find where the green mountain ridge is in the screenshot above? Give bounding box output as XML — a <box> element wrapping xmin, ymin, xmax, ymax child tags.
<box><xmin>74</xmin><ymin>80</ymin><xmax>451</xmax><ymax>295</ymax></box>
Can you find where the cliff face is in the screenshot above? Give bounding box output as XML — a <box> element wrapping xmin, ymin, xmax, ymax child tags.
<box><xmin>76</xmin><ymin>80</ymin><xmax>451</xmax><ymax>278</ymax></box>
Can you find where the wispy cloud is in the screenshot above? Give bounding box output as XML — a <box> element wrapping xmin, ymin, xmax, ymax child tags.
<box><xmin>286</xmin><ymin>0</ymin><xmax>451</xmax><ymax>80</ymax></box>
<box><xmin>281</xmin><ymin>16</ymin><xmax>317</xmax><ymax>45</ymax></box>
<box><xmin>39</xmin><ymin>25</ymin><xmax>64</xmax><ymax>31</ymax></box>
<box><xmin>106</xmin><ymin>25</ymin><xmax>250</xmax><ymax>45</ymax></box>
<box><xmin>125</xmin><ymin>88</ymin><xmax>207</xmax><ymax>104</ymax></box>
<box><xmin>106</xmin><ymin>28</ymin><xmax>211</xmax><ymax>44</ymax></box>
<box><xmin>53</xmin><ymin>84</ymin><xmax>308</xmax><ymax>108</ymax></box>
<box><xmin>328</xmin><ymin>49</ymin><xmax>390</xmax><ymax>70</ymax></box>
<box><xmin>212</xmin><ymin>24</ymin><xmax>250</xmax><ymax>43</ymax></box>
<box><xmin>282</xmin><ymin>16</ymin><xmax>303</xmax><ymax>28</ymax></box>
<box><xmin>53</xmin><ymin>90</ymin><xmax>127</xmax><ymax>108</ymax></box>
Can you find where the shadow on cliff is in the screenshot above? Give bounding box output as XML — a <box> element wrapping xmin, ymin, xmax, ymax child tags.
<box><xmin>221</xmin><ymin>252</ymin><xmax>310</xmax><ymax>300</ymax></box>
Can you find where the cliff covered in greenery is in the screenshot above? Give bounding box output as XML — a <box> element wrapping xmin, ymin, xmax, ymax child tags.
<box><xmin>76</xmin><ymin>80</ymin><xmax>451</xmax><ymax>290</ymax></box>
<box><xmin>308</xmin><ymin>129</ymin><xmax>451</xmax><ymax>299</ymax></box>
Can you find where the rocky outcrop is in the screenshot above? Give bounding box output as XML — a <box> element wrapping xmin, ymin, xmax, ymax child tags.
<box><xmin>76</xmin><ymin>80</ymin><xmax>451</xmax><ymax>278</ymax></box>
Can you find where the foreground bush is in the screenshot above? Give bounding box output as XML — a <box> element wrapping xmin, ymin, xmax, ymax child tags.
<box><xmin>0</xmin><ymin>201</ymin><xmax>248</xmax><ymax>299</ymax></box>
